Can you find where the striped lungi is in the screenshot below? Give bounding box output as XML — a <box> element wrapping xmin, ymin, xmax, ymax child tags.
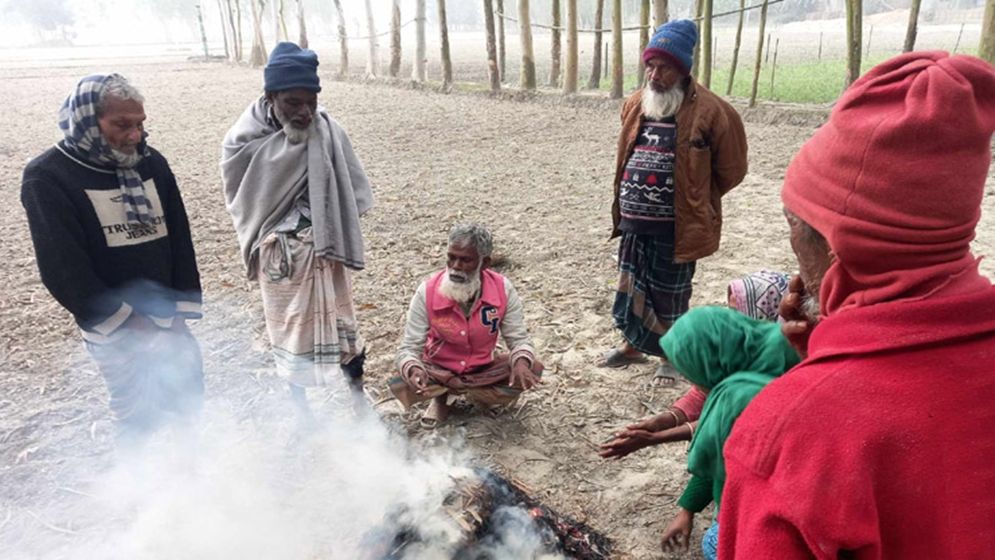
<box><xmin>258</xmin><ymin>227</ymin><xmax>364</xmax><ymax>389</ymax></box>
<box><xmin>612</xmin><ymin>232</ymin><xmax>696</xmax><ymax>356</ymax></box>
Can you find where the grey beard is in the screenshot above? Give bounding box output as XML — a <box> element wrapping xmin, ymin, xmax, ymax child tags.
<box><xmin>109</xmin><ymin>146</ymin><xmax>143</xmax><ymax>169</ymax></box>
<box><xmin>800</xmin><ymin>294</ymin><xmax>822</xmax><ymax>324</ymax></box>
<box><xmin>641</xmin><ymin>84</ymin><xmax>686</xmax><ymax>120</ymax></box>
<box><xmin>438</xmin><ymin>267</ymin><xmax>482</xmax><ymax>304</ymax></box>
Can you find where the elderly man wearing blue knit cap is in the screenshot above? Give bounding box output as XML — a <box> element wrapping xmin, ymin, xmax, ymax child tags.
<box><xmin>602</xmin><ymin>19</ymin><xmax>748</xmax><ymax>386</ymax></box>
<box><xmin>221</xmin><ymin>42</ymin><xmax>375</xmax><ymax>425</ymax></box>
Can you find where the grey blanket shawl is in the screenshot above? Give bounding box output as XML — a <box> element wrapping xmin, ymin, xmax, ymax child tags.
<box><xmin>221</xmin><ymin>97</ymin><xmax>373</xmax><ymax>279</ymax></box>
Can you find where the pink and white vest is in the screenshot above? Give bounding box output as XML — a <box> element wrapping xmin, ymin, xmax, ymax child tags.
<box><xmin>424</xmin><ymin>269</ymin><xmax>507</xmax><ymax>374</ymax></box>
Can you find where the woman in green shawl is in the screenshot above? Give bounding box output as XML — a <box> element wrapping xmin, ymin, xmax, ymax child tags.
<box><xmin>657</xmin><ymin>306</ymin><xmax>800</xmax><ymax>558</ymax></box>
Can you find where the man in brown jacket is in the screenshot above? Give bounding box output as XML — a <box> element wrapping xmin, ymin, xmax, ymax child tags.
<box><xmin>602</xmin><ymin>19</ymin><xmax>748</xmax><ymax>380</ymax></box>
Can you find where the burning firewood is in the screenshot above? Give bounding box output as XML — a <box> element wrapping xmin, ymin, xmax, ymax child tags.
<box><xmin>360</xmin><ymin>467</ymin><xmax>612</xmax><ymax>559</ymax></box>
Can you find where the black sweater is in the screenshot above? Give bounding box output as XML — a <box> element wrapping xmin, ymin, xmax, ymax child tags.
<box><xmin>21</xmin><ymin>142</ymin><xmax>202</xmax><ymax>340</ymax></box>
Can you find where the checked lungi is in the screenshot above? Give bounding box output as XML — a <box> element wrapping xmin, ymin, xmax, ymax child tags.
<box><xmin>258</xmin><ymin>227</ymin><xmax>364</xmax><ymax>389</ymax></box>
<box><xmin>612</xmin><ymin>232</ymin><xmax>696</xmax><ymax>356</ymax></box>
<box><xmin>388</xmin><ymin>353</ymin><xmax>543</xmax><ymax>409</ymax></box>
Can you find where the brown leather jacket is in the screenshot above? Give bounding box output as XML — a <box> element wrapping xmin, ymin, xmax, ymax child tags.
<box><xmin>612</xmin><ymin>79</ymin><xmax>748</xmax><ymax>263</ymax></box>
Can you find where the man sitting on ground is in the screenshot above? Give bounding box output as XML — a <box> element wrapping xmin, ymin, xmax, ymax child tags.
<box><xmin>389</xmin><ymin>224</ymin><xmax>543</xmax><ymax>427</ymax></box>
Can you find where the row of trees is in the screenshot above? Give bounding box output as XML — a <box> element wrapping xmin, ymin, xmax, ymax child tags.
<box><xmin>212</xmin><ymin>0</ymin><xmax>995</xmax><ymax>104</ymax></box>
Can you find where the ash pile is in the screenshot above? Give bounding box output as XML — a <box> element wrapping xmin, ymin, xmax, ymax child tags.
<box><xmin>360</xmin><ymin>468</ymin><xmax>613</xmax><ymax>560</ymax></box>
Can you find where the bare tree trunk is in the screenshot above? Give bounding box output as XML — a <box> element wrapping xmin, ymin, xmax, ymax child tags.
<box><xmin>549</xmin><ymin>0</ymin><xmax>562</xmax><ymax>87</ymax></box>
<box><xmin>273</xmin><ymin>0</ymin><xmax>281</xmax><ymax>42</ymax></box>
<box><xmin>332</xmin><ymin>0</ymin><xmax>348</xmax><ymax>76</ymax></box>
<box><xmin>295</xmin><ymin>0</ymin><xmax>307</xmax><ymax>47</ymax></box>
<box><xmin>497</xmin><ymin>0</ymin><xmax>506</xmax><ymax>79</ymax></box>
<box><xmin>652</xmin><ymin>0</ymin><xmax>668</xmax><ymax>26</ymax></box>
<box><xmin>389</xmin><ymin>0</ymin><xmax>401</xmax><ymax>77</ymax></box>
<box><xmin>412</xmin><ymin>0</ymin><xmax>427</xmax><ymax>82</ymax></box>
<box><xmin>234</xmin><ymin>0</ymin><xmax>244</xmax><ymax>62</ymax></box>
<box><xmin>845</xmin><ymin>0</ymin><xmax>862</xmax><ymax>88</ymax></box>
<box><xmin>278</xmin><ymin>0</ymin><xmax>289</xmax><ymax>41</ymax></box>
<box><xmin>216</xmin><ymin>0</ymin><xmax>231</xmax><ymax>60</ymax></box>
<box><xmin>638</xmin><ymin>0</ymin><xmax>649</xmax><ymax>87</ymax></box>
<box><xmin>483</xmin><ymin>0</ymin><xmax>501</xmax><ymax>92</ymax></box>
<box><xmin>749</xmin><ymin>0</ymin><xmax>768</xmax><ymax>107</ymax></box>
<box><xmin>364</xmin><ymin>0</ymin><xmax>379</xmax><ymax>77</ymax></box>
<box><xmin>692</xmin><ymin>0</ymin><xmax>703</xmax><ymax>80</ymax></box>
<box><xmin>438</xmin><ymin>0</ymin><xmax>454</xmax><ymax>91</ymax></box>
<box><xmin>519</xmin><ymin>0</ymin><xmax>537</xmax><ymax>90</ymax></box>
<box><xmin>248</xmin><ymin>0</ymin><xmax>267</xmax><ymax>67</ymax></box>
<box><xmin>611</xmin><ymin>0</ymin><xmax>623</xmax><ymax>99</ymax></box>
<box><xmin>726</xmin><ymin>0</ymin><xmax>744</xmax><ymax>95</ymax></box>
<box><xmin>196</xmin><ymin>4</ymin><xmax>210</xmax><ymax>58</ymax></box>
<box><xmin>587</xmin><ymin>0</ymin><xmax>605</xmax><ymax>89</ymax></box>
<box><xmin>982</xmin><ymin>0</ymin><xmax>995</xmax><ymax>63</ymax></box>
<box><xmin>700</xmin><ymin>0</ymin><xmax>712</xmax><ymax>87</ymax></box>
<box><xmin>903</xmin><ymin>0</ymin><xmax>922</xmax><ymax>52</ymax></box>
<box><xmin>564</xmin><ymin>0</ymin><xmax>578</xmax><ymax>93</ymax></box>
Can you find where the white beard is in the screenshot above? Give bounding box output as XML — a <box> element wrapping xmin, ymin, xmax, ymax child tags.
<box><xmin>273</xmin><ymin>104</ymin><xmax>313</xmax><ymax>145</ymax></box>
<box><xmin>438</xmin><ymin>266</ymin><xmax>482</xmax><ymax>304</ymax></box>
<box><xmin>641</xmin><ymin>84</ymin><xmax>686</xmax><ymax>120</ymax></box>
<box><xmin>800</xmin><ymin>293</ymin><xmax>822</xmax><ymax>323</ymax></box>
<box><xmin>282</xmin><ymin>120</ymin><xmax>312</xmax><ymax>145</ymax></box>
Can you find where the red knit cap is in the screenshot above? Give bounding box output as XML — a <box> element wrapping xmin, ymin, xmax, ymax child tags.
<box><xmin>782</xmin><ymin>51</ymin><xmax>995</xmax><ymax>316</ymax></box>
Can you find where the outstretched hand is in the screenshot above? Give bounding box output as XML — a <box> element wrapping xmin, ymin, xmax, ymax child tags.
<box><xmin>598</xmin><ymin>428</ymin><xmax>660</xmax><ymax>459</ymax></box>
<box><xmin>661</xmin><ymin>508</ymin><xmax>695</xmax><ymax>553</ymax></box>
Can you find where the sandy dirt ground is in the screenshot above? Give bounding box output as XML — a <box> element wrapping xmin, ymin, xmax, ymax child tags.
<box><xmin>0</xmin><ymin>55</ymin><xmax>992</xmax><ymax>560</ymax></box>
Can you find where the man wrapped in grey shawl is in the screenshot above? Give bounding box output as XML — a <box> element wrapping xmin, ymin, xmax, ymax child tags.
<box><xmin>220</xmin><ymin>97</ymin><xmax>373</xmax><ymax>279</ymax></box>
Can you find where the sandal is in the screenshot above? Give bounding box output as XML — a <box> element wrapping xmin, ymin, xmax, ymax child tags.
<box><xmin>651</xmin><ymin>362</ymin><xmax>679</xmax><ymax>387</ymax></box>
<box><xmin>601</xmin><ymin>348</ymin><xmax>649</xmax><ymax>368</ymax></box>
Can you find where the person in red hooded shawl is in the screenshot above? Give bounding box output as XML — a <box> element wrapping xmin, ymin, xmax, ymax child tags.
<box><xmin>718</xmin><ymin>51</ymin><xmax>995</xmax><ymax>559</ymax></box>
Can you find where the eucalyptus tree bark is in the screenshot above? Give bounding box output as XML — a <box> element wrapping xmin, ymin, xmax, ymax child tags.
<box><xmin>903</xmin><ymin>0</ymin><xmax>922</xmax><ymax>52</ymax></box>
<box><xmin>483</xmin><ymin>0</ymin><xmax>501</xmax><ymax>91</ymax></box>
<box><xmin>587</xmin><ymin>0</ymin><xmax>605</xmax><ymax>89</ymax></box>
<box><xmin>610</xmin><ymin>0</ymin><xmax>623</xmax><ymax>99</ymax></box>
<box><xmin>748</xmin><ymin>0</ymin><xmax>768</xmax><ymax>107</ymax></box>
<box><xmin>438</xmin><ymin>0</ymin><xmax>454</xmax><ymax>91</ymax></box>
<box><xmin>389</xmin><ymin>0</ymin><xmax>401</xmax><ymax>77</ymax></box>
<box><xmin>845</xmin><ymin>0</ymin><xmax>862</xmax><ymax>88</ymax></box>
<box><xmin>497</xmin><ymin>0</ymin><xmax>507</xmax><ymax>79</ymax></box>
<box><xmin>726</xmin><ymin>0</ymin><xmax>744</xmax><ymax>95</ymax></box>
<box><xmin>638</xmin><ymin>0</ymin><xmax>649</xmax><ymax>88</ymax></box>
<box><xmin>332</xmin><ymin>0</ymin><xmax>348</xmax><ymax>76</ymax></box>
<box><xmin>364</xmin><ymin>0</ymin><xmax>380</xmax><ymax>77</ymax></box>
<box><xmin>549</xmin><ymin>0</ymin><xmax>562</xmax><ymax>87</ymax></box>
<box><xmin>982</xmin><ymin>0</ymin><xmax>995</xmax><ymax>63</ymax></box>
<box><xmin>248</xmin><ymin>0</ymin><xmax>267</xmax><ymax>68</ymax></box>
<box><xmin>412</xmin><ymin>0</ymin><xmax>427</xmax><ymax>82</ymax></box>
<box><xmin>296</xmin><ymin>0</ymin><xmax>308</xmax><ymax>48</ymax></box>
<box><xmin>652</xmin><ymin>0</ymin><xmax>668</xmax><ymax>26</ymax></box>
<box><xmin>700</xmin><ymin>0</ymin><xmax>713</xmax><ymax>88</ymax></box>
<box><xmin>519</xmin><ymin>0</ymin><xmax>537</xmax><ymax>90</ymax></box>
<box><xmin>563</xmin><ymin>0</ymin><xmax>578</xmax><ymax>94</ymax></box>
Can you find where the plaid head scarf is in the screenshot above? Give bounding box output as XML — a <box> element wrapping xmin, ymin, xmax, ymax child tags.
<box><xmin>58</xmin><ymin>74</ymin><xmax>154</xmax><ymax>225</ymax></box>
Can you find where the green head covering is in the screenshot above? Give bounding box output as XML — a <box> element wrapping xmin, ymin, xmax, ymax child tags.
<box><xmin>661</xmin><ymin>306</ymin><xmax>801</xmax><ymax>508</ymax></box>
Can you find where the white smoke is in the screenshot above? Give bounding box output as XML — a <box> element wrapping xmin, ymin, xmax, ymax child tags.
<box><xmin>5</xmin><ymin>387</ymin><xmax>564</xmax><ymax>560</ymax></box>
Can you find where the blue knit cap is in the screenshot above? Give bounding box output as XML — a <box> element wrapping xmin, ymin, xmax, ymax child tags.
<box><xmin>264</xmin><ymin>42</ymin><xmax>321</xmax><ymax>93</ymax></box>
<box><xmin>643</xmin><ymin>19</ymin><xmax>698</xmax><ymax>76</ymax></box>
